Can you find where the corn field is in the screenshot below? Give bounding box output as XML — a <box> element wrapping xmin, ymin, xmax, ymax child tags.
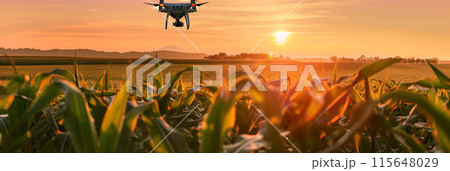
<box><xmin>1</xmin><ymin>58</ymin><xmax>450</xmax><ymax>153</ymax></box>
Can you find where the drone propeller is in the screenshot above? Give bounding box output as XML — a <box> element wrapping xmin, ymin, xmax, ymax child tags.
<box><xmin>144</xmin><ymin>0</ymin><xmax>166</xmax><ymax>11</ymax></box>
<box><xmin>197</xmin><ymin>2</ymin><xmax>209</xmax><ymax>6</ymax></box>
<box><xmin>143</xmin><ymin>2</ymin><xmax>159</xmax><ymax>6</ymax></box>
<box><xmin>190</xmin><ymin>1</ymin><xmax>209</xmax><ymax>6</ymax></box>
<box><xmin>190</xmin><ymin>0</ymin><xmax>208</xmax><ymax>12</ymax></box>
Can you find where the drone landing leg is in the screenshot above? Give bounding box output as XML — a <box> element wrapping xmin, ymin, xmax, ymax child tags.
<box><xmin>185</xmin><ymin>13</ymin><xmax>190</xmax><ymax>30</ymax></box>
<box><xmin>165</xmin><ymin>13</ymin><xmax>169</xmax><ymax>30</ymax></box>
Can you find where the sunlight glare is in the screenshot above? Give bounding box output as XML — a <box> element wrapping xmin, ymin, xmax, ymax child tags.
<box><xmin>274</xmin><ymin>31</ymin><xmax>290</xmax><ymax>45</ymax></box>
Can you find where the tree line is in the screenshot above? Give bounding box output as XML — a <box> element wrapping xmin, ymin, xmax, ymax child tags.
<box><xmin>204</xmin><ymin>53</ymin><xmax>439</xmax><ymax>64</ymax></box>
<box><xmin>330</xmin><ymin>55</ymin><xmax>438</xmax><ymax>64</ymax></box>
<box><xmin>204</xmin><ymin>53</ymin><xmax>288</xmax><ymax>60</ymax></box>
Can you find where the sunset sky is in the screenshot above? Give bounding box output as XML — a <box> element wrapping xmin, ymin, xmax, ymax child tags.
<box><xmin>0</xmin><ymin>0</ymin><xmax>449</xmax><ymax>59</ymax></box>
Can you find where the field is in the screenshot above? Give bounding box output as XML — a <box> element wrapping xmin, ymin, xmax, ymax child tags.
<box><xmin>2</xmin><ymin>60</ymin><xmax>450</xmax><ymax>87</ymax></box>
<box><xmin>1</xmin><ymin>58</ymin><xmax>450</xmax><ymax>153</ymax></box>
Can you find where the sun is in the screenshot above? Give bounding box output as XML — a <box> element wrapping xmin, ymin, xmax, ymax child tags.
<box><xmin>273</xmin><ymin>31</ymin><xmax>290</xmax><ymax>45</ymax></box>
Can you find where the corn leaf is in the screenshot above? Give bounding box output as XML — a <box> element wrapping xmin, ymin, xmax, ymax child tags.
<box><xmin>55</xmin><ymin>81</ymin><xmax>100</xmax><ymax>152</ymax></box>
<box><xmin>0</xmin><ymin>87</ymin><xmax>15</xmax><ymax>113</ymax></box>
<box><xmin>427</xmin><ymin>61</ymin><xmax>450</xmax><ymax>84</ymax></box>
<box><xmin>201</xmin><ymin>89</ymin><xmax>238</xmax><ymax>153</ymax></box>
<box><xmin>352</xmin><ymin>58</ymin><xmax>401</xmax><ymax>85</ymax></box>
<box><xmin>392</xmin><ymin>128</ymin><xmax>426</xmax><ymax>153</ymax></box>
<box><xmin>332</xmin><ymin>61</ymin><xmax>338</xmax><ymax>84</ymax></box>
<box><xmin>116</xmin><ymin>102</ymin><xmax>152</xmax><ymax>153</ymax></box>
<box><xmin>158</xmin><ymin>66</ymin><xmax>195</xmax><ymax>114</ymax></box>
<box><xmin>74</xmin><ymin>56</ymin><xmax>80</xmax><ymax>87</ymax></box>
<box><xmin>382</xmin><ymin>91</ymin><xmax>450</xmax><ymax>152</ymax></box>
<box><xmin>29</xmin><ymin>73</ymin><xmax>52</xmax><ymax>99</ymax></box>
<box><xmin>141</xmin><ymin>101</ymin><xmax>192</xmax><ymax>153</ymax></box>
<box><xmin>93</xmin><ymin>72</ymin><xmax>106</xmax><ymax>91</ymax></box>
<box><xmin>5</xmin><ymin>120</ymin><xmax>49</xmax><ymax>152</ymax></box>
<box><xmin>50</xmin><ymin>69</ymin><xmax>76</xmax><ymax>84</ymax></box>
<box><xmin>99</xmin><ymin>86</ymin><xmax>128</xmax><ymax>152</ymax></box>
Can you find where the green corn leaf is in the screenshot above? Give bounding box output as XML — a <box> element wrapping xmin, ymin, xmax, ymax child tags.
<box><xmin>104</xmin><ymin>68</ymin><xmax>109</xmax><ymax>91</ymax></box>
<box><xmin>37</xmin><ymin>132</ymin><xmax>71</xmax><ymax>153</ymax></box>
<box><xmin>235</xmin><ymin>99</ymin><xmax>253</xmax><ymax>134</ymax></box>
<box><xmin>99</xmin><ymin>86</ymin><xmax>128</xmax><ymax>152</ymax></box>
<box><xmin>154</xmin><ymin>59</ymin><xmax>164</xmax><ymax>89</ymax></box>
<box><xmin>6</xmin><ymin>97</ymin><xmax>30</xmax><ymax>137</ymax></box>
<box><xmin>158</xmin><ymin>66</ymin><xmax>195</xmax><ymax>114</ymax></box>
<box><xmin>84</xmin><ymin>93</ymin><xmax>108</xmax><ymax>133</ymax></box>
<box><xmin>382</xmin><ymin>91</ymin><xmax>450</xmax><ymax>152</ymax></box>
<box><xmin>406</xmin><ymin>79</ymin><xmax>450</xmax><ymax>89</ymax></box>
<box><xmin>50</xmin><ymin>69</ymin><xmax>76</xmax><ymax>84</ymax></box>
<box><xmin>39</xmin><ymin>137</ymin><xmax>56</xmax><ymax>153</ymax></box>
<box><xmin>93</xmin><ymin>72</ymin><xmax>105</xmax><ymax>91</ymax></box>
<box><xmin>374</xmin><ymin>76</ymin><xmax>388</xmax><ymax>100</ymax></box>
<box><xmin>332</xmin><ymin>61</ymin><xmax>338</xmax><ymax>84</ymax></box>
<box><xmin>28</xmin><ymin>73</ymin><xmax>52</xmax><ymax>99</ymax></box>
<box><xmin>0</xmin><ymin>87</ymin><xmax>15</xmax><ymax>113</ymax></box>
<box><xmin>352</xmin><ymin>58</ymin><xmax>401</xmax><ymax>86</ymax></box>
<box><xmin>350</xmin><ymin>88</ymin><xmax>364</xmax><ymax>104</ymax></box>
<box><xmin>392</xmin><ymin>128</ymin><xmax>426</xmax><ymax>153</ymax></box>
<box><xmin>5</xmin><ymin>74</ymin><xmax>29</xmax><ymax>94</ymax></box>
<box><xmin>74</xmin><ymin>56</ymin><xmax>80</xmax><ymax>87</ymax></box>
<box><xmin>55</xmin><ymin>81</ymin><xmax>100</xmax><ymax>152</ymax></box>
<box><xmin>427</xmin><ymin>61</ymin><xmax>450</xmax><ymax>84</ymax></box>
<box><xmin>116</xmin><ymin>102</ymin><xmax>152</xmax><ymax>152</ymax></box>
<box><xmin>201</xmin><ymin>89</ymin><xmax>239</xmax><ymax>153</ymax></box>
<box><xmin>79</xmin><ymin>73</ymin><xmax>86</xmax><ymax>88</ymax></box>
<box><xmin>56</xmin><ymin>133</ymin><xmax>71</xmax><ymax>153</ymax></box>
<box><xmin>323</xmin><ymin>101</ymin><xmax>375</xmax><ymax>152</ymax></box>
<box><xmin>19</xmin><ymin>83</ymin><xmax>61</xmax><ymax>123</ymax></box>
<box><xmin>176</xmin><ymin>79</ymin><xmax>184</xmax><ymax>93</ymax></box>
<box><xmin>316</xmin><ymin>86</ymin><xmax>350</xmax><ymax>126</ymax></box>
<box><xmin>4</xmin><ymin>120</ymin><xmax>49</xmax><ymax>152</ymax></box>
<box><xmin>141</xmin><ymin>101</ymin><xmax>192</xmax><ymax>153</ymax></box>
<box><xmin>43</xmin><ymin>108</ymin><xmax>59</xmax><ymax>135</ymax></box>
<box><xmin>7</xmin><ymin>83</ymin><xmax>61</xmax><ymax>139</ymax></box>
<box><xmin>92</xmin><ymin>91</ymin><xmax>117</xmax><ymax>97</ymax></box>
<box><xmin>167</xmin><ymin>90</ymin><xmax>196</xmax><ymax>118</ymax></box>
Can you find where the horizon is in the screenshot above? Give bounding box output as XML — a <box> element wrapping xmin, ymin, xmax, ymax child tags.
<box><xmin>1</xmin><ymin>0</ymin><xmax>449</xmax><ymax>59</ymax></box>
<box><xmin>2</xmin><ymin>47</ymin><xmax>448</xmax><ymax>61</ymax></box>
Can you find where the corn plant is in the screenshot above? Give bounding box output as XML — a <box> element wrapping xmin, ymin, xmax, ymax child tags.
<box><xmin>1</xmin><ymin>58</ymin><xmax>450</xmax><ymax>153</ymax></box>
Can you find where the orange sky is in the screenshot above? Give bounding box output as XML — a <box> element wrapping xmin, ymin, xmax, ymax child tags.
<box><xmin>0</xmin><ymin>0</ymin><xmax>449</xmax><ymax>59</ymax></box>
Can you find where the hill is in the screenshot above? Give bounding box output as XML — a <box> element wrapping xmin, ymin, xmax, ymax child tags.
<box><xmin>0</xmin><ymin>47</ymin><xmax>207</xmax><ymax>59</ymax></box>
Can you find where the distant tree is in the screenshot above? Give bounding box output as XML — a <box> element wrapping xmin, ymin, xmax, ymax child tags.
<box><xmin>218</xmin><ymin>52</ymin><xmax>227</xmax><ymax>58</ymax></box>
<box><xmin>329</xmin><ymin>56</ymin><xmax>338</xmax><ymax>62</ymax></box>
<box><xmin>426</xmin><ymin>58</ymin><xmax>438</xmax><ymax>64</ymax></box>
<box><xmin>357</xmin><ymin>55</ymin><xmax>367</xmax><ymax>62</ymax></box>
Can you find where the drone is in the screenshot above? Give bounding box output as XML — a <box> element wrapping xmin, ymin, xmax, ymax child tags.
<box><xmin>145</xmin><ymin>0</ymin><xmax>208</xmax><ymax>30</ymax></box>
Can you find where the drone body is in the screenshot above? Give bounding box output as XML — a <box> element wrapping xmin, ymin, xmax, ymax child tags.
<box><xmin>145</xmin><ymin>0</ymin><xmax>208</xmax><ymax>30</ymax></box>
